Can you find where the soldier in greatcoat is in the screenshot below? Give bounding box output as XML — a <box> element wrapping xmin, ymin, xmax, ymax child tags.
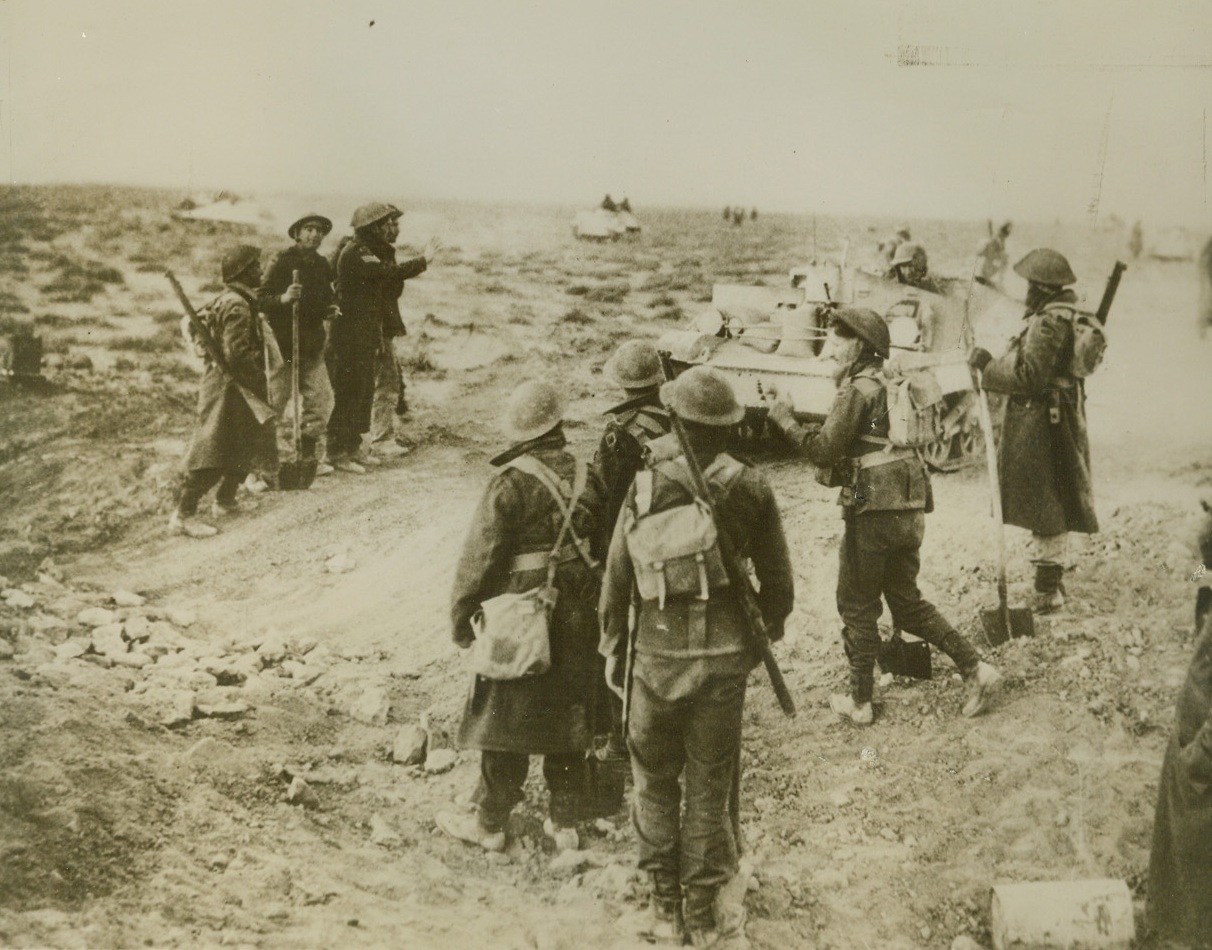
<box><xmin>437</xmin><ymin>380</ymin><xmax>606</xmax><ymax>854</ymax></box>
<box><xmin>169</xmin><ymin>244</ymin><xmax>270</xmax><ymax>538</ymax></box>
<box><xmin>968</xmin><ymin>248</ymin><xmax>1099</xmax><ymax>612</ymax></box>
<box><xmin>589</xmin><ymin>339</ymin><xmax>672</xmax><ymax>814</ymax></box>
<box><xmin>766</xmin><ymin>308</ymin><xmax>1000</xmax><ymax>726</ymax></box>
<box><xmin>600</xmin><ymin>366</ymin><xmax>794</xmax><ymax>949</ymax></box>
<box><xmin>1147</xmin><ymin>521</ymin><xmax>1212</xmax><ymax>948</ymax></box>
<box><xmin>327</xmin><ymin>202</ymin><xmax>435</xmax><ymax>473</ymax></box>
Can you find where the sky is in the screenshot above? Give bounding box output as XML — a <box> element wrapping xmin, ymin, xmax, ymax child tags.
<box><xmin>3</xmin><ymin>0</ymin><xmax>1212</xmax><ymax>225</ymax></box>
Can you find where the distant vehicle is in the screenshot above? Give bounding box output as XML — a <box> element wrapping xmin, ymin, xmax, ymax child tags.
<box><xmin>1148</xmin><ymin>226</ymin><xmax>1197</xmax><ymax>262</ymax></box>
<box><xmin>657</xmin><ymin>259</ymin><xmax>1024</xmax><ymax>471</ymax></box>
<box><xmin>572</xmin><ymin>205</ymin><xmax>641</xmax><ymax>242</ymax></box>
<box><xmin>173</xmin><ymin>192</ymin><xmax>273</xmax><ymax>228</ymax></box>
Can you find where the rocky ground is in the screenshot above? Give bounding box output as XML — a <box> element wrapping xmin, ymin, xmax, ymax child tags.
<box><xmin>1</xmin><ymin>185</ymin><xmax>1209</xmax><ymax>949</ymax></box>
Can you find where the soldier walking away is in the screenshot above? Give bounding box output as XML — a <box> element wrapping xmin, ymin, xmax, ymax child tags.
<box><xmin>169</xmin><ymin>245</ymin><xmax>271</xmax><ymax>538</ymax></box>
<box><xmin>600</xmin><ymin>366</ymin><xmax>794</xmax><ymax>949</ymax></box>
<box><xmin>327</xmin><ymin>202</ymin><xmax>436</xmax><ymax>473</ymax></box>
<box><xmin>765</xmin><ymin>308</ymin><xmax>1001</xmax><ymax>725</ymax></box>
<box><xmin>438</xmin><ymin>380</ymin><xmax>606</xmax><ymax>855</ymax></box>
<box><xmin>1146</xmin><ymin>526</ymin><xmax>1212</xmax><ymax>949</ymax></box>
<box><xmin>976</xmin><ymin>221</ymin><xmax>1012</xmax><ymax>287</ymax></box>
<box><xmin>590</xmin><ymin>339</ymin><xmax>672</xmax><ymax>814</ymax></box>
<box><xmin>258</xmin><ymin>213</ymin><xmax>338</xmax><ymax>477</ymax></box>
<box><xmin>968</xmin><ymin>249</ymin><xmax>1099</xmax><ymax>613</ymax></box>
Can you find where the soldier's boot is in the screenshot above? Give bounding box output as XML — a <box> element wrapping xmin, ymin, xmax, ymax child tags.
<box><xmin>300</xmin><ymin>435</ymin><xmax>318</xmax><ymax>461</ymax></box>
<box><xmin>711</xmin><ymin>864</ymin><xmax>751</xmax><ymax>949</ymax></box>
<box><xmin>934</xmin><ymin>630</ymin><xmax>1001</xmax><ymax>717</ymax></box>
<box><xmin>639</xmin><ymin>872</ymin><xmax>684</xmax><ymax>945</ymax></box>
<box><xmin>684</xmin><ymin>885</ymin><xmax>719</xmax><ymax>949</ymax></box>
<box><xmin>1032</xmin><ymin>561</ymin><xmax>1065</xmax><ymax>614</ymax></box>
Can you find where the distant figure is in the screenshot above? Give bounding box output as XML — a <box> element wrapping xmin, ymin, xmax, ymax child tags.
<box><xmin>731</xmin><ymin>207</ymin><xmax>744</xmax><ymax>226</ymax></box>
<box><xmin>601</xmin><ymin>194</ymin><xmax>618</xmax><ymax>212</ymax></box>
<box><xmin>619</xmin><ymin>197</ymin><xmax>632</xmax><ymax>213</ymax></box>
<box><xmin>750</xmin><ymin>208</ymin><xmax>758</xmax><ymax>221</ymax></box>
<box><xmin>879</xmin><ymin>225</ymin><xmax>912</xmax><ymax>265</ymax></box>
<box><xmin>888</xmin><ymin>242</ymin><xmax>942</xmax><ymax>294</ymax></box>
<box><xmin>722</xmin><ymin>205</ymin><xmax>731</xmax><ymax>221</ymax></box>
<box><xmin>1200</xmin><ymin>236</ymin><xmax>1212</xmax><ymax>338</ymax></box>
<box><xmin>976</xmin><ymin>221</ymin><xmax>1012</xmax><ymax>287</ymax></box>
<box><xmin>1129</xmin><ymin>220</ymin><xmax>1144</xmax><ymax>260</ymax></box>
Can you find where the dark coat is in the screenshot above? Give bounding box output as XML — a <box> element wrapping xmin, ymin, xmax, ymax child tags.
<box><xmin>592</xmin><ymin>391</ymin><xmax>671</xmax><ymax>549</ymax></box>
<box><xmin>332</xmin><ymin>235</ymin><xmax>426</xmax><ymax>353</ymax></box>
<box><xmin>451</xmin><ymin>433</ymin><xmax>607</xmax><ymax>755</ymax></box>
<box><xmin>1148</xmin><ymin>615</ymin><xmax>1212</xmax><ymax>945</ymax></box>
<box><xmin>183</xmin><ymin>284</ymin><xmax>270</xmax><ymax>473</ymax></box>
<box><xmin>257</xmin><ymin>245</ymin><xmax>335</xmax><ymax>363</ymax></box>
<box><xmin>980</xmin><ymin>290</ymin><xmax>1099</xmax><ymax>535</ymax></box>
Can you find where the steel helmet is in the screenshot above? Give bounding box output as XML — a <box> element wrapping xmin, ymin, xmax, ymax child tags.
<box><xmin>287</xmin><ymin>213</ymin><xmax>333</xmax><ymax>239</ymax></box>
<box><xmin>220</xmin><ymin>244</ymin><xmax>261</xmax><ymax>283</ymax></box>
<box><xmin>606</xmin><ymin>340</ymin><xmax>664</xmax><ymax>389</ymax></box>
<box><xmin>895</xmin><ymin>225</ymin><xmax>911</xmax><ymax>240</ymax></box>
<box><xmin>890</xmin><ymin>242</ymin><xmax>927</xmax><ymax>269</ymax></box>
<box><xmin>659</xmin><ymin>365</ymin><xmax>744</xmax><ymax>427</ymax></box>
<box><xmin>501</xmin><ymin>380</ymin><xmax>565</xmax><ymax>442</ymax></box>
<box><xmin>832</xmin><ymin>307</ymin><xmax>891</xmax><ymax>359</ymax></box>
<box><xmin>1013</xmin><ymin>248</ymin><xmax>1076</xmax><ymax>287</ymax></box>
<box><xmin>350</xmin><ymin>202</ymin><xmax>403</xmax><ymax>231</ymax></box>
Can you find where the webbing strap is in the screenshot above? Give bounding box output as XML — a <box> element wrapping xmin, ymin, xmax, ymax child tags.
<box><xmin>506</xmin><ymin>455</ymin><xmax>595</xmax><ymax>573</ymax></box>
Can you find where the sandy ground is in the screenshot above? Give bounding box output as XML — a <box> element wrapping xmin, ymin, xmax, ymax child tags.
<box><xmin>1</xmin><ymin>186</ymin><xmax>1210</xmax><ymax>949</ymax></box>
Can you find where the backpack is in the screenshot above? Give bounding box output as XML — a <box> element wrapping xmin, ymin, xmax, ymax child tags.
<box><xmin>854</xmin><ymin>367</ymin><xmax>945</xmax><ymax>449</ymax></box>
<box><xmin>1066</xmin><ymin>311</ymin><xmax>1107</xmax><ymax>378</ymax></box>
<box><xmin>328</xmin><ymin>235</ymin><xmax>354</xmax><ymax>298</ymax></box>
<box><xmin>623</xmin><ymin>454</ymin><xmax>744</xmax><ymax>608</ymax></box>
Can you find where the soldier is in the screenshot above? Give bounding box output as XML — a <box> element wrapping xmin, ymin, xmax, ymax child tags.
<box><xmin>438</xmin><ymin>380</ymin><xmax>606</xmax><ymax>854</ymax></box>
<box><xmin>976</xmin><ymin>221</ymin><xmax>1012</xmax><ymax>287</ymax></box>
<box><xmin>968</xmin><ymin>249</ymin><xmax>1098</xmax><ymax>612</ymax></box>
<box><xmin>589</xmin><ymin>339</ymin><xmax>672</xmax><ymax>813</ymax></box>
<box><xmin>327</xmin><ymin>202</ymin><xmax>436</xmax><ymax>473</ymax></box>
<box><xmin>879</xmin><ymin>224</ymin><xmax>912</xmax><ymax>266</ymax></box>
<box><xmin>600</xmin><ymin>366</ymin><xmax>795</xmax><ymax>949</ymax></box>
<box><xmin>888</xmin><ymin>242</ymin><xmax>943</xmax><ymax>294</ymax></box>
<box><xmin>765</xmin><ymin>308</ymin><xmax>1001</xmax><ymax>725</ymax></box>
<box><xmin>258</xmin><ymin>213</ymin><xmax>338</xmax><ymax>477</ymax></box>
<box><xmin>169</xmin><ymin>245</ymin><xmax>271</xmax><ymax>538</ymax></box>
<box><xmin>1146</xmin><ymin>516</ymin><xmax>1212</xmax><ymax>947</ymax></box>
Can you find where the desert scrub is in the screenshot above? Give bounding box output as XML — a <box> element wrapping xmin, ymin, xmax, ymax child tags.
<box><xmin>583</xmin><ymin>281</ymin><xmax>630</xmax><ymax>304</ymax></box>
<box><xmin>0</xmin><ymin>291</ymin><xmax>29</xmax><ymax>314</ymax></box>
<box><xmin>654</xmin><ymin>305</ymin><xmax>685</xmax><ymax>322</ymax></box>
<box><xmin>562</xmin><ymin>307</ymin><xmax>593</xmax><ymax>325</ymax></box>
<box><xmin>648</xmin><ymin>292</ymin><xmax>678</xmax><ymax>309</ymax></box>
<box><xmin>36</xmin><ymin>313</ymin><xmax>117</xmax><ymax>330</ymax></box>
<box><xmin>105</xmin><ymin>327</ymin><xmax>181</xmax><ymax>353</ymax></box>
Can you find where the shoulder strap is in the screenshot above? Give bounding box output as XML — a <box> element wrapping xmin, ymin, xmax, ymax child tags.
<box><xmin>656</xmin><ymin>453</ymin><xmax>745</xmax><ymax>503</ymax></box>
<box><xmin>634</xmin><ymin>469</ymin><xmax>655</xmax><ymax>517</ymax></box>
<box><xmin>506</xmin><ymin>455</ymin><xmax>595</xmax><ymax>572</ymax></box>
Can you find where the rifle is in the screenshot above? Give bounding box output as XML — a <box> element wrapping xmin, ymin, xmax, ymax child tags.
<box><xmin>1095</xmin><ymin>261</ymin><xmax>1127</xmax><ymax>327</ymax></box>
<box><xmin>165</xmin><ymin>270</ymin><xmax>277</xmax><ymax>425</ymax></box>
<box><xmin>667</xmin><ymin>410</ymin><xmax>796</xmax><ymax>717</ymax></box>
<box><xmin>621</xmin><ymin>581</ymin><xmax>639</xmax><ymax>739</ymax></box>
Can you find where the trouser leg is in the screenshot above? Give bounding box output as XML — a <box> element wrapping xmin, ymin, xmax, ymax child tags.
<box><xmin>679</xmin><ymin>675</ymin><xmax>746</xmax><ymax>932</ymax></box>
<box><xmin>542</xmin><ymin>751</ymin><xmax>584</xmax><ymax>827</ymax></box>
<box><xmin>299</xmin><ymin>356</ymin><xmax>334</xmax><ymax>444</ymax></box>
<box><xmin>628</xmin><ymin>676</ymin><xmax>685</xmax><ymax>885</ymax></box>
<box><xmin>370</xmin><ymin>338</ymin><xmax>403</xmax><ymax>444</ymax></box>
<box><xmin>882</xmin><ymin>511</ymin><xmax>980</xmax><ymax>676</ymax></box>
<box><xmin>178</xmin><ymin>468</ymin><xmax>222</xmax><ymax>516</ymax></box>
<box><xmin>214</xmin><ymin>471</ymin><xmax>247</xmax><ymax>508</ymax></box>
<box><xmin>327</xmin><ymin>349</ymin><xmax>375</xmax><ymax>459</ymax></box>
<box><xmin>837</xmin><ymin>516</ymin><xmax>886</xmax><ymax>705</ymax></box>
<box><xmin>473</xmin><ymin>750</ymin><xmax>529</xmax><ymax>833</ymax></box>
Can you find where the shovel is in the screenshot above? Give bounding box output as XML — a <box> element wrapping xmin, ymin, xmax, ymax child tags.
<box><xmin>277</xmin><ymin>270</ymin><xmax>318</xmax><ymax>491</ymax></box>
<box><xmin>975</xmin><ymin>370</ymin><xmax>1033</xmax><ymax>645</ymax></box>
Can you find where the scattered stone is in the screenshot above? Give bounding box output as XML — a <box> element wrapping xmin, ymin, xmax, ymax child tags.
<box><xmin>0</xmin><ymin>639</ymin><xmax>14</xmax><ymax>660</ymax></box>
<box><xmin>78</xmin><ymin>607</ymin><xmax>118</xmax><ymax>627</ymax></box>
<box><xmin>550</xmin><ymin>848</ymin><xmax>606</xmax><ymax>874</ymax></box>
<box><xmin>111</xmin><ymin>590</ymin><xmax>146</xmax><ymax>608</ymax></box>
<box><xmin>392</xmin><ymin>725</ymin><xmax>427</xmax><ymax>765</ymax></box>
<box><xmin>141</xmin><ymin>687</ymin><xmax>196</xmax><ymax>727</ymax></box>
<box><xmin>280</xmin><ymin>660</ymin><xmax>320</xmax><ymax>685</ymax></box>
<box><xmin>3</xmin><ymin>589</ymin><xmax>36</xmax><ymax>609</ymax></box>
<box><xmin>812</xmin><ymin>868</ymin><xmax>850</xmax><ymax>890</ymax></box>
<box><xmin>325</xmin><ymin>552</ymin><xmax>356</xmax><ymax>574</ymax></box>
<box><xmin>180</xmin><ymin>737</ymin><xmax>243</xmax><ymax>773</ymax></box>
<box><xmin>424</xmin><ymin>749</ymin><xmax>458</xmax><ymax>774</ymax></box>
<box><xmin>350</xmin><ymin>687</ymin><xmax>390</xmax><ymax>726</ymax></box>
<box><xmin>153</xmin><ymin>667</ymin><xmax>219</xmax><ymax>690</ymax></box>
<box><xmin>197</xmin><ymin>701</ymin><xmax>250</xmax><ymax>720</ymax></box>
<box><xmin>38</xmin><ymin>558</ymin><xmax>65</xmax><ymax>582</ymax></box>
<box><xmin>166</xmin><ymin>608</ymin><xmax>196</xmax><ymax>628</ymax></box>
<box><xmin>286</xmin><ymin>776</ymin><xmax>319</xmax><ymax>809</ymax></box>
<box><xmin>256</xmin><ymin>632</ymin><xmax>288</xmax><ymax>665</ymax></box>
<box><xmin>26</xmin><ymin>614</ymin><xmax>72</xmax><ymax>643</ymax></box>
<box><xmin>368</xmin><ymin>813</ymin><xmax>402</xmax><ymax>847</ymax></box>
<box><xmin>91</xmin><ymin>624</ymin><xmax>128</xmax><ymax>658</ymax></box>
<box><xmin>950</xmin><ymin>936</ymin><xmax>983</xmax><ymax>950</ymax></box>
<box><xmin>290</xmin><ymin>635</ymin><xmax>318</xmax><ymax>656</ymax></box>
<box><xmin>122</xmin><ymin>616</ymin><xmax>152</xmax><ymax>643</ymax></box>
<box><xmin>55</xmin><ymin>639</ymin><xmax>90</xmax><ymax>660</ymax></box>
<box><xmin>111</xmin><ymin>651</ymin><xmax>152</xmax><ymax>669</ymax></box>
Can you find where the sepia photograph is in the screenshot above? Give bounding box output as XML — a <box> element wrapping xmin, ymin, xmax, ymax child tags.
<box><xmin>2</xmin><ymin>2</ymin><xmax>1211</xmax><ymax>948</ymax></box>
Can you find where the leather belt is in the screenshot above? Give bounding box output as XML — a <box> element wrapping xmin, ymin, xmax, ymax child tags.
<box><xmin>509</xmin><ymin>543</ymin><xmax>588</xmax><ymax>573</ymax></box>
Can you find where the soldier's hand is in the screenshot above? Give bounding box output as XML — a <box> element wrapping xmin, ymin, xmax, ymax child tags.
<box><xmin>281</xmin><ymin>282</ymin><xmax>303</xmax><ymax>304</ymax></box>
<box><xmin>763</xmin><ymin>382</ymin><xmax>796</xmax><ymax>432</ymax></box>
<box><xmin>604</xmin><ymin>655</ymin><xmax>625</xmax><ymax>700</ymax></box>
<box><xmin>423</xmin><ymin>238</ymin><xmax>442</xmax><ymax>263</ymax></box>
<box><xmin>968</xmin><ymin>346</ymin><xmax>993</xmax><ymax>374</ymax></box>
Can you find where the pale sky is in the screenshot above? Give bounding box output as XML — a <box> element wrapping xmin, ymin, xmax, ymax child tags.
<box><xmin>3</xmin><ymin>0</ymin><xmax>1211</xmax><ymax>224</ymax></box>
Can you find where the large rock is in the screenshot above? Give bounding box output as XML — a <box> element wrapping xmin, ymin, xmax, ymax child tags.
<box><xmin>111</xmin><ymin>590</ymin><xmax>146</xmax><ymax>608</ymax></box>
<box><xmin>122</xmin><ymin>616</ymin><xmax>153</xmax><ymax>643</ymax></box>
<box><xmin>350</xmin><ymin>687</ymin><xmax>390</xmax><ymax>726</ymax></box>
<box><xmin>77</xmin><ymin>607</ymin><xmax>118</xmax><ymax>627</ymax></box>
<box><xmin>256</xmin><ymin>632</ymin><xmax>289</xmax><ymax>665</ymax></box>
<box><xmin>55</xmin><ymin>639</ymin><xmax>91</xmax><ymax>660</ymax></box>
<box><xmin>424</xmin><ymin>749</ymin><xmax>458</xmax><ymax>774</ymax></box>
<box><xmin>392</xmin><ymin>725</ymin><xmax>427</xmax><ymax>765</ymax></box>
<box><xmin>26</xmin><ymin>614</ymin><xmax>72</xmax><ymax>644</ymax></box>
<box><xmin>196</xmin><ymin>701</ymin><xmax>250</xmax><ymax>720</ymax></box>
<box><xmin>3</xmin><ymin>589</ymin><xmax>36</xmax><ymax>609</ymax></box>
<box><xmin>91</xmin><ymin>623</ymin><xmax>128</xmax><ymax>658</ymax></box>
<box><xmin>165</xmin><ymin>608</ymin><xmax>197</xmax><ymax>628</ymax></box>
<box><xmin>141</xmin><ymin>687</ymin><xmax>196</xmax><ymax>727</ymax></box>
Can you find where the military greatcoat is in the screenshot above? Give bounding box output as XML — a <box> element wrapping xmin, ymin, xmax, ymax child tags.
<box><xmin>451</xmin><ymin>432</ymin><xmax>606</xmax><ymax>755</ymax></box>
<box><xmin>980</xmin><ymin>289</ymin><xmax>1099</xmax><ymax>536</ymax></box>
<box><xmin>183</xmin><ymin>283</ymin><xmax>270</xmax><ymax>473</ymax></box>
<box><xmin>1148</xmin><ymin>614</ymin><xmax>1212</xmax><ymax>945</ymax></box>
